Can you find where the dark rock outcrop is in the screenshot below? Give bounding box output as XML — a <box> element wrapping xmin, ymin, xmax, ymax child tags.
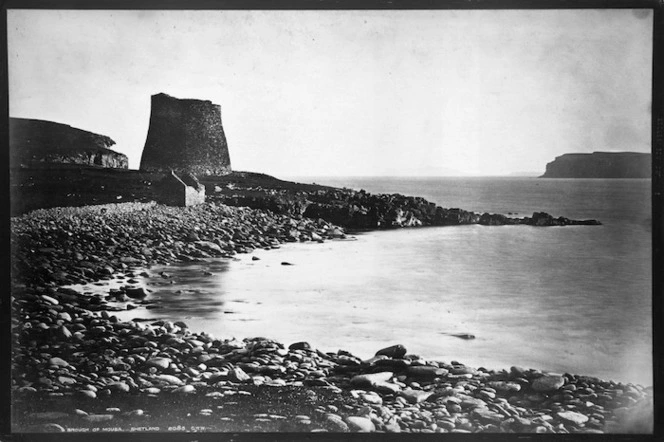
<box><xmin>9</xmin><ymin>118</ymin><xmax>127</xmax><ymax>168</ymax></box>
<box><xmin>541</xmin><ymin>152</ymin><xmax>651</xmax><ymax>178</ymax></box>
<box><xmin>204</xmin><ymin>182</ymin><xmax>601</xmax><ymax>228</ymax></box>
<box><xmin>140</xmin><ymin>93</ymin><xmax>232</xmax><ymax>176</ymax></box>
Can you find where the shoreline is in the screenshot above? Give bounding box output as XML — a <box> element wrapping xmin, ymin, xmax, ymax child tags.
<box><xmin>59</xmin><ymin>235</ymin><xmax>649</xmax><ymax>387</ymax></box>
<box><xmin>10</xmin><ymin>201</ymin><xmax>652</xmax><ymax>433</ymax></box>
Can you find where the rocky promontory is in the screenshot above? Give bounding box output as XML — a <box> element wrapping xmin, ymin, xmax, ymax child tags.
<box><xmin>200</xmin><ymin>175</ymin><xmax>601</xmax><ymax>229</ymax></box>
<box><xmin>9</xmin><ymin>118</ymin><xmax>128</xmax><ymax>169</ymax></box>
<box><xmin>541</xmin><ymin>152</ymin><xmax>651</xmax><ymax>178</ymax></box>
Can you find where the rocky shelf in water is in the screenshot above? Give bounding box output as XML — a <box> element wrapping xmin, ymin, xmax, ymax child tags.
<box><xmin>10</xmin><ymin>202</ymin><xmax>636</xmax><ymax>434</ymax></box>
<box><xmin>201</xmin><ymin>175</ymin><xmax>602</xmax><ymax>229</ymax></box>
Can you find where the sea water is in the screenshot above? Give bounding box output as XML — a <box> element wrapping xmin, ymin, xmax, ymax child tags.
<box><xmin>105</xmin><ymin>177</ymin><xmax>652</xmax><ymax>386</ymax></box>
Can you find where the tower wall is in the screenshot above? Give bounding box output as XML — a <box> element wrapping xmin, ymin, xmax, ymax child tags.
<box><xmin>140</xmin><ymin>93</ymin><xmax>232</xmax><ymax>176</ymax></box>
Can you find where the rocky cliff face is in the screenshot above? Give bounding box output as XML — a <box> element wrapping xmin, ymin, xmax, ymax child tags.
<box><xmin>140</xmin><ymin>93</ymin><xmax>232</xmax><ymax>176</ymax></box>
<box><xmin>10</xmin><ymin>118</ymin><xmax>127</xmax><ymax>168</ymax></box>
<box><xmin>541</xmin><ymin>152</ymin><xmax>651</xmax><ymax>178</ymax></box>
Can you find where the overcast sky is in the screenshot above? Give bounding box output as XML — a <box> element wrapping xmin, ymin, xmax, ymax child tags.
<box><xmin>8</xmin><ymin>9</ymin><xmax>653</xmax><ymax>176</ymax></box>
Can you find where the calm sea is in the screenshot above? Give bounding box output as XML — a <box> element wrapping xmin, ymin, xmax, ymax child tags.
<box><xmin>101</xmin><ymin>177</ymin><xmax>652</xmax><ymax>386</ymax></box>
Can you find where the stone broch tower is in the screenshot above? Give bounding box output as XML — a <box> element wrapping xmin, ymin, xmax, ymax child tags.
<box><xmin>140</xmin><ymin>93</ymin><xmax>232</xmax><ymax>175</ymax></box>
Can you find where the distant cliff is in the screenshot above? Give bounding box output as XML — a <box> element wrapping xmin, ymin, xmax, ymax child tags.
<box><xmin>541</xmin><ymin>152</ymin><xmax>651</xmax><ymax>178</ymax></box>
<box><xmin>10</xmin><ymin>118</ymin><xmax>127</xmax><ymax>168</ymax></box>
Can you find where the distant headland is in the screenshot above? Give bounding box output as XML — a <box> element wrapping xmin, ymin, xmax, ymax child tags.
<box><xmin>541</xmin><ymin>152</ymin><xmax>651</xmax><ymax>178</ymax></box>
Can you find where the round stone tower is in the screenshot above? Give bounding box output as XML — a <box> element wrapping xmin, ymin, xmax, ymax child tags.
<box><xmin>140</xmin><ymin>93</ymin><xmax>232</xmax><ymax>176</ymax></box>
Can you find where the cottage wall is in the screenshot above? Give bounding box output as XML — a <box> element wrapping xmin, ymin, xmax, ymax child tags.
<box><xmin>159</xmin><ymin>171</ymin><xmax>206</xmax><ymax>207</ymax></box>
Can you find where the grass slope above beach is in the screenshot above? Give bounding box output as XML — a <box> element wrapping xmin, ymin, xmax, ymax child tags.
<box><xmin>10</xmin><ymin>165</ymin><xmax>332</xmax><ymax>217</ymax></box>
<box><xmin>10</xmin><ymin>197</ymin><xmax>652</xmax><ymax>434</ymax></box>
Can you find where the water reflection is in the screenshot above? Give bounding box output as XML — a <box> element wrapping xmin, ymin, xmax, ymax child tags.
<box><xmin>140</xmin><ymin>260</ymin><xmax>231</xmax><ymax>320</ymax></box>
<box><xmin>66</xmin><ymin>259</ymin><xmax>234</xmax><ymax>323</ymax></box>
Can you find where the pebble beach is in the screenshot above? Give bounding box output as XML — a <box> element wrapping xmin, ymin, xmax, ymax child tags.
<box><xmin>10</xmin><ymin>201</ymin><xmax>653</xmax><ymax>434</ymax></box>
